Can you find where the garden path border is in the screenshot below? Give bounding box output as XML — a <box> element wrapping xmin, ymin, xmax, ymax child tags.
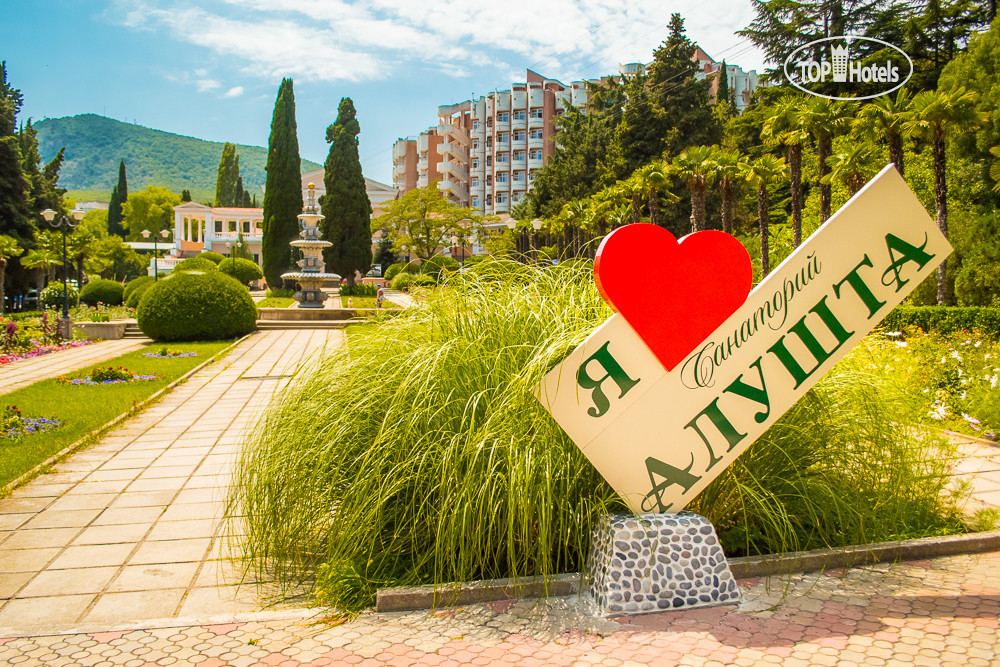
<box><xmin>0</xmin><ymin>334</ymin><xmax>252</xmax><ymax>499</ymax></box>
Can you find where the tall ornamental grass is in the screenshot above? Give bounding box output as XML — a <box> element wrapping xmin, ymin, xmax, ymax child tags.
<box><xmin>230</xmin><ymin>259</ymin><xmax>965</xmax><ymax>612</ymax></box>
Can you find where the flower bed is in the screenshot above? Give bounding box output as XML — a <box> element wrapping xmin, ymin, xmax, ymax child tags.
<box><xmin>0</xmin><ymin>311</ymin><xmax>93</xmax><ymax>366</ymax></box>
<box><xmin>58</xmin><ymin>366</ymin><xmax>158</xmax><ymax>386</ymax></box>
<box><xmin>142</xmin><ymin>347</ymin><xmax>198</xmax><ymax>359</ymax></box>
<box><xmin>1</xmin><ymin>405</ymin><xmax>60</xmax><ymax>438</ymax></box>
<box><xmin>0</xmin><ymin>340</ymin><xmax>93</xmax><ymax>366</ymax></box>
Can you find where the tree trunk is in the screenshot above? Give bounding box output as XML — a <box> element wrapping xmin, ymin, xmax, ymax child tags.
<box><xmin>933</xmin><ymin>132</ymin><xmax>948</xmax><ymax>305</ymax></box>
<box><xmin>77</xmin><ymin>256</ymin><xmax>84</xmax><ymax>288</ymax></box>
<box><xmin>0</xmin><ymin>259</ymin><xmax>6</xmax><ymax>315</ymax></box>
<box><xmin>758</xmin><ymin>184</ymin><xmax>770</xmax><ymax>277</ymax></box>
<box><xmin>720</xmin><ymin>179</ymin><xmax>734</xmax><ymax>234</ymax></box>
<box><xmin>819</xmin><ymin>135</ymin><xmax>832</xmax><ymax>223</ymax></box>
<box><xmin>631</xmin><ymin>191</ymin><xmax>642</xmax><ymax>226</ymax></box>
<box><xmin>649</xmin><ymin>189</ymin><xmax>660</xmax><ymax>227</ymax></box>
<box><xmin>888</xmin><ymin>132</ymin><xmax>904</xmax><ymax>178</ymax></box>
<box><xmin>789</xmin><ymin>144</ymin><xmax>802</xmax><ymax>247</ymax></box>
<box><xmin>691</xmin><ymin>185</ymin><xmax>707</xmax><ymax>232</ymax></box>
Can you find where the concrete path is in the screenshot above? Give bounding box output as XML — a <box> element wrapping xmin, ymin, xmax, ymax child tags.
<box><xmin>0</xmin><ymin>330</ymin><xmax>342</xmax><ymax>636</ymax></box>
<box><xmin>0</xmin><ymin>340</ymin><xmax>148</xmax><ymax>396</ymax></box>
<box><xmin>948</xmin><ymin>438</ymin><xmax>1000</xmax><ymax>512</ymax></box>
<box><xmin>0</xmin><ymin>549</ymin><xmax>996</xmax><ymax>665</ymax></box>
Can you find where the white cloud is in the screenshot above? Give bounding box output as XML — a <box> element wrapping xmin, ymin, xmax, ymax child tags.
<box><xmin>112</xmin><ymin>0</ymin><xmax>766</xmax><ymax>85</ymax></box>
<box><xmin>196</xmin><ymin>78</ymin><xmax>221</xmax><ymax>92</ymax></box>
<box><xmin>222</xmin><ymin>86</ymin><xmax>245</xmax><ymax>98</ymax></box>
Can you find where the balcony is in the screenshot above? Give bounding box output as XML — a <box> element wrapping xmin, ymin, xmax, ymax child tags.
<box><xmin>437</xmin><ymin>123</ymin><xmax>470</xmax><ymax>144</ymax></box>
<box><xmin>438</xmin><ymin>179</ymin><xmax>467</xmax><ymax>201</ymax></box>
<box><xmin>393</xmin><ymin>142</ymin><xmax>408</xmax><ymax>160</ymax></box>
<box><xmin>494</xmin><ymin>200</ymin><xmax>510</xmax><ymax>214</ymax></box>
<box><xmin>528</xmin><ymin>136</ymin><xmax>545</xmax><ymax>149</ymax></box>
<box><xmin>494</xmin><ymin>120</ymin><xmax>510</xmax><ymax>132</ymax></box>
<box><xmin>439</xmin><ymin>160</ymin><xmax>469</xmax><ymax>181</ymax></box>
<box><xmin>440</xmin><ymin>141</ymin><xmax>468</xmax><ymax>163</ymax></box>
<box><xmin>511</xmin><ymin>137</ymin><xmax>527</xmax><ymax>149</ymax></box>
<box><xmin>417</xmin><ymin>175</ymin><xmax>429</xmax><ymax>188</ymax></box>
<box><xmin>209</xmin><ymin>231</ymin><xmax>263</xmax><ymax>242</ymax></box>
<box><xmin>417</xmin><ymin>134</ymin><xmax>429</xmax><ymax>152</ymax></box>
<box><xmin>528</xmin><ymin>116</ymin><xmax>545</xmax><ymax>129</ymax></box>
<box><xmin>528</xmin><ymin>157</ymin><xmax>545</xmax><ymax>169</ymax></box>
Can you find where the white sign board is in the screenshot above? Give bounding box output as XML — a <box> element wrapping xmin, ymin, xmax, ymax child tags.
<box><xmin>535</xmin><ymin>165</ymin><xmax>952</xmax><ymax>513</ymax></box>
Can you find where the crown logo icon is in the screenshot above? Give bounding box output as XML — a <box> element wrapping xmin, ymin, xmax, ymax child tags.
<box><xmin>830</xmin><ymin>44</ymin><xmax>849</xmax><ymax>82</ymax></box>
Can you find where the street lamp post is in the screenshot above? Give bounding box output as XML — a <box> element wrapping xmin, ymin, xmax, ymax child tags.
<box><xmin>141</xmin><ymin>228</ymin><xmax>171</xmax><ymax>280</ymax></box>
<box><xmin>40</xmin><ymin>208</ymin><xmax>84</xmax><ymax>339</ymax></box>
<box><xmin>530</xmin><ymin>219</ymin><xmax>543</xmax><ymax>262</ymax></box>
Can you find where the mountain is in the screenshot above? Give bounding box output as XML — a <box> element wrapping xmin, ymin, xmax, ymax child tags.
<box><xmin>33</xmin><ymin>114</ymin><xmax>321</xmax><ymax>200</ymax></box>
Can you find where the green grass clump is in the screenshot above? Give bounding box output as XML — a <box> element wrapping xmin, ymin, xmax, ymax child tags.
<box><xmin>231</xmin><ymin>258</ymin><xmax>967</xmax><ymax>612</ymax></box>
<box><xmin>256</xmin><ymin>297</ymin><xmax>295</xmax><ymax>308</ymax></box>
<box><xmin>0</xmin><ymin>340</ymin><xmax>230</xmax><ymax>489</ymax></box>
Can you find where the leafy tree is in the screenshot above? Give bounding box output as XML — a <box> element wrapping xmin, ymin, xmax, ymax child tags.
<box><xmin>855</xmin><ymin>88</ymin><xmax>912</xmax><ymax>177</ymax></box>
<box><xmin>0</xmin><ymin>61</ymin><xmax>32</xmax><ymax>242</ymax></box>
<box><xmin>116</xmin><ymin>158</ymin><xmax>128</xmax><ymax>203</ymax></box>
<box><xmin>121</xmin><ymin>186</ymin><xmax>181</xmax><ymax>239</ymax></box>
<box><xmin>372</xmin><ymin>238</ymin><xmax>397</xmax><ymax>275</ymax></box>
<box><xmin>321</xmin><ymin>98</ymin><xmax>372</xmax><ymax>284</ymax></box>
<box><xmin>0</xmin><ymin>234</ymin><xmax>23</xmax><ymax>313</ymax></box>
<box><xmin>215</xmin><ymin>142</ymin><xmax>239</xmax><ymax>206</ymax></box>
<box><xmin>87</xmin><ymin>235</ymin><xmax>146</xmax><ymax>281</ymax></box>
<box><xmin>954</xmin><ymin>212</ymin><xmax>1000</xmax><ymax>306</ymax></box>
<box><xmin>741</xmin><ymin>155</ymin><xmax>788</xmax><ymax>277</ymax></box>
<box><xmin>762</xmin><ymin>96</ymin><xmax>809</xmax><ymax>246</ymax></box>
<box><xmin>261</xmin><ymin>78</ymin><xmax>302</xmax><ymax>289</ymax></box>
<box><xmin>375</xmin><ymin>182</ymin><xmax>478</xmax><ymax>261</ymax></box>
<box><xmin>823</xmin><ymin>139</ymin><xmax>879</xmax><ymax>196</ymax></box>
<box><xmin>903</xmin><ymin>86</ymin><xmax>987</xmax><ymax>304</ymax></box>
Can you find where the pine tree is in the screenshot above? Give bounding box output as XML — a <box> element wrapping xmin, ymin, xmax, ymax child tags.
<box><xmin>215</xmin><ymin>142</ymin><xmax>238</xmax><ymax>206</ymax></box>
<box><xmin>261</xmin><ymin>78</ymin><xmax>302</xmax><ymax>289</ymax></box>
<box><xmin>0</xmin><ymin>61</ymin><xmax>32</xmax><ymax>242</ymax></box>
<box><xmin>320</xmin><ymin>97</ymin><xmax>372</xmax><ymax>284</ymax></box>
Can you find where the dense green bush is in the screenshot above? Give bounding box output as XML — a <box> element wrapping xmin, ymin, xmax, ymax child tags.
<box><xmin>40</xmin><ymin>283</ymin><xmax>79</xmax><ymax>309</ymax></box>
<box><xmin>384</xmin><ymin>262</ymin><xmax>420</xmax><ymax>281</ymax></box>
<box><xmin>390</xmin><ymin>272</ymin><xmax>413</xmax><ymax>291</ymax></box>
<box><xmin>462</xmin><ymin>254</ymin><xmax>488</xmax><ymax>267</ymax></box>
<box><xmin>79</xmin><ymin>279</ymin><xmax>125</xmax><ymax>306</ymax></box>
<box><xmin>218</xmin><ymin>258</ymin><xmax>263</xmax><ymax>286</ymax></box>
<box><xmin>881</xmin><ymin>306</ymin><xmax>1000</xmax><ymax>338</ymax></box>
<box><xmin>123</xmin><ymin>276</ymin><xmax>154</xmax><ymax>302</ymax></box>
<box><xmin>199</xmin><ymin>251</ymin><xmax>226</xmax><ymax>264</ymax></box>
<box><xmin>411</xmin><ymin>274</ymin><xmax>437</xmax><ymax>287</ymax></box>
<box><xmin>231</xmin><ymin>260</ymin><xmax>964</xmax><ymax>612</ymax></box>
<box><xmin>340</xmin><ymin>283</ymin><xmax>377</xmax><ymax>297</ymax></box>
<box><xmin>124</xmin><ymin>279</ymin><xmax>156</xmax><ymax>308</ymax></box>
<box><xmin>171</xmin><ymin>256</ymin><xmax>218</xmax><ymax>273</ymax></box>
<box><xmin>421</xmin><ymin>256</ymin><xmax>460</xmax><ymax>280</ymax></box>
<box><xmin>137</xmin><ymin>271</ymin><xmax>257</xmax><ymax>341</ymax></box>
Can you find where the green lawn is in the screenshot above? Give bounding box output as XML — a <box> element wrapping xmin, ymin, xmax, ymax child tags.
<box><xmin>0</xmin><ymin>340</ymin><xmax>232</xmax><ymax>490</ymax></box>
<box><xmin>338</xmin><ymin>296</ymin><xmax>399</xmax><ymax>309</ymax></box>
<box><xmin>256</xmin><ymin>297</ymin><xmax>296</xmax><ymax>308</ymax></box>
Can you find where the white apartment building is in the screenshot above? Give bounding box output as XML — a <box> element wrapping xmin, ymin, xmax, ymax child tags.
<box><xmin>393</xmin><ymin>69</ymin><xmax>595</xmax><ymax>218</ymax></box>
<box><xmin>693</xmin><ymin>47</ymin><xmax>758</xmax><ymax>112</ymax></box>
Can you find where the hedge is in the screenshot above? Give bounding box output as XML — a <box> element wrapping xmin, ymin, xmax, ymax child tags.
<box><xmin>172</xmin><ymin>256</ymin><xmax>218</xmax><ymax>273</ymax></box>
<box><xmin>880</xmin><ymin>306</ymin><xmax>1000</xmax><ymax>338</ymax></box>
<box><xmin>80</xmin><ymin>279</ymin><xmax>125</xmax><ymax>306</ymax></box>
<box><xmin>218</xmin><ymin>258</ymin><xmax>263</xmax><ymax>286</ymax></box>
<box><xmin>199</xmin><ymin>251</ymin><xmax>226</xmax><ymax>264</ymax></box>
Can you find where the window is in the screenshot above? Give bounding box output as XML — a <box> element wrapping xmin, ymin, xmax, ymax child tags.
<box><xmin>529</xmin><ymin>170</ymin><xmax>537</xmax><ymax>182</ymax></box>
<box><xmin>486</xmin><ymin>174</ymin><xmax>493</xmax><ymax>186</ymax></box>
<box><xmin>472</xmin><ymin>158</ymin><xmax>480</xmax><ymax>169</ymax></box>
<box><xmin>498</xmin><ymin>132</ymin><xmax>509</xmax><ymax>143</ymax></box>
<box><xmin>472</xmin><ymin>120</ymin><xmax>480</xmax><ymax>130</ymax></box>
<box><xmin>513</xmin><ymin>129</ymin><xmax>525</xmax><ymax>141</ymax></box>
<box><xmin>486</xmin><ymin>155</ymin><xmax>492</xmax><ymax>166</ymax></box>
<box><xmin>214</xmin><ymin>220</ymin><xmax>223</xmax><ymax>233</ymax></box>
<box><xmin>486</xmin><ymin>194</ymin><xmax>493</xmax><ymax>205</ymax></box>
<box><xmin>472</xmin><ymin>139</ymin><xmax>479</xmax><ymax>150</ymax></box>
<box><xmin>471</xmin><ymin>177</ymin><xmax>480</xmax><ymax>188</ymax></box>
<box><xmin>513</xmin><ymin>110</ymin><xmax>526</xmax><ymax>120</ymax></box>
<box><xmin>512</xmin><ymin>192</ymin><xmax>521</xmax><ymax>203</ymax></box>
<box><xmin>513</xmin><ymin>171</ymin><xmax>525</xmax><ymax>182</ymax></box>
<box><xmin>529</xmin><ymin>108</ymin><xmax>543</xmax><ymax>119</ymax></box>
<box><xmin>496</xmin><ymin>152</ymin><xmax>509</xmax><ymax>163</ymax></box>
<box><xmin>486</xmin><ymin>117</ymin><xmax>493</xmax><ymax>127</ymax></box>
<box><xmin>242</xmin><ymin>221</ymin><xmax>250</xmax><ymax>233</ymax></box>
<box><xmin>529</xmin><ymin>149</ymin><xmax>543</xmax><ymax>160</ymax></box>
<box><xmin>513</xmin><ymin>150</ymin><xmax>525</xmax><ymax>162</ymax></box>
<box><xmin>472</xmin><ymin>196</ymin><xmax>480</xmax><ymax>208</ymax></box>
<box><xmin>486</xmin><ymin>136</ymin><xmax>493</xmax><ymax>147</ymax></box>
<box><xmin>496</xmin><ymin>172</ymin><xmax>508</xmax><ymax>183</ymax></box>
<box><xmin>529</xmin><ymin>128</ymin><xmax>543</xmax><ymax>139</ymax></box>
<box><xmin>498</xmin><ymin>112</ymin><xmax>510</xmax><ymax>122</ymax></box>
<box><xmin>496</xmin><ymin>192</ymin><xmax>508</xmax><ymax>204</ymax></box>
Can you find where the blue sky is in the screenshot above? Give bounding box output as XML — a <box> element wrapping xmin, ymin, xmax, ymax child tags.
<box><xmin>6</xmin><ymin>0</ymin><xmax>767</xmax><ymax>187</ymax></box>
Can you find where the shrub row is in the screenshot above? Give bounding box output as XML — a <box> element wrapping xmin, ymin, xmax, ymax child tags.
<box><xmin>340</xmin><ymin>283</ymin><xmax>377</xmax><ymax>297</ymax></box>
<box><xmin>882</xmin><ymin>306</ymin><xmax>1000</xmax><ymax>338</ymax></box>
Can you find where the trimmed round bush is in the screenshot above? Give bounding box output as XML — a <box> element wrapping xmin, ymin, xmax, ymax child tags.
<box><xmin>40</xmin><ymin>282</ymin><xmax>79</xmax><ymax>309</ymax></box>
<box><xmin>123</xmin><ymin>276</ymin><xmax>154</xmax><ymax>302</ymax></box>
<box><xmin>80</xmin><ymin>278</ymin><xmax>125</xmax><ymax>307</ymax></box>
<box><xmin>411</xmin><ymin>274</ymin><xmax>437</xmax><ymax>287</ymax></box>
<box><xmin>463</xmin><ymin>255</ymin><xmax>488</xmax><ymax>267</ymax></box>
<box><xmin>172</xmin><ymin>256</ymin><xmax>218</xmax><ymax>273</ymax></box>
<box><xmin>137</xmin><ymin>271</ymin><xmax>257</xmax><ymax>341</ymax></box>
<box><xmin>199</xmin><ymin>251</ymin><xmax>226</xmax><ymax>264</ymax></box>
<box><xmin>390</xmin><ymin>272</ymin><xmax>413</xmax><ymax>291</ymax></box>
<box><xmin>218</xmin><ymin>258</ymin><xmax>263</xmax><ymax>286</ymax></box>
<box><xmin>421</xmin><ymin>256</ymin><xmax>460</xmax><ymax>280</ymax></box>
<box><xmin>125</xmin><ymin>279</ymin><xmax>156</xmax><ymax>308</ymax></box>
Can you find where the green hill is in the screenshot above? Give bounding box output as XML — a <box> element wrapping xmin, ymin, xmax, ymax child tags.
<box><xmin>34</xmin><ymin>114</ymin><xmax>321</xmax><ymax>202</ymax></box>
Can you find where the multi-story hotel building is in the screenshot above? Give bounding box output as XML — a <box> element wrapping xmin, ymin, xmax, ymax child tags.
<box><xmin>693</xmin><ymin>47</ymin><xmax>758</xmax><ymax>112</ymax></box>
<box><xmin>393</xmin><ymin>70</ymin><xmax>594</xmax><ymax>217</ymax></box>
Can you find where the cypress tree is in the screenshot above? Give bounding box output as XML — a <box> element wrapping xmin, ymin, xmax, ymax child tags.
<box><xmin>242</xmin><ymin>189</ymin><xmax>252</xmax><ymax>207</ymax></box>
<box><xmin>215</xmin><ymin>142</ymin><xmax>238</xmax><ymax>206</ymax></box>
<box><xmin>320</xmin><ymin>97</ymin><xmax>372</xmax><ymax>284</ymax></box>
<box><xmin>117</xmin><ymin>158</ymin><xmax>128</xmax><ymax>202</ymax></box>
<box><xmin>261</xmin><ymin>78</ymin><xmax>302</xmax><ymax>289</ymax></box>
<box><xmin>181</xmin><ymin>189</ymin><xmax>192</xmax><ymax>202</ymax></box>
<box><xmin>107</xmin><ymin>159</ymin><xmax>128</xmax><ymax>237</ymax></box>
<box><xmin>235</xmin><ymin>176</ymin><xmax>244</xmax><ymax>208</ymax></box>
<box><xmin>0</xmin><ymin>61</ymin><xmax>32</xmax><ymax>242</ymax></box>
<box><xmin>717</xmin><ymin>60</ymin><xmax>730</xmax><ymax>107</ymax></box>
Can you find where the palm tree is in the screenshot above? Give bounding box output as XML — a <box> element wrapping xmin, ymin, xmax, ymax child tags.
<box><xmin>799</xmin><ymin>96</ymin><xmax>856</xmax><ymax>223</ymax></box>
<box><xmin>672</xmin><ymin>145</ymin><xmax>718</xmax><ymax>232</ymax></box>
<box><xmin>762</xmin><ymin>96</ymin><xmax>809</xmax><ymax>247</ymax></box>
<box><xmin>823</xmin><ymin>140</ymin><xmax>879</xmax><ymax>197</ymax></box>
<box><xmin>903</xmin><ymin>86</ymin><xmax>987</xmax><ymax>305</ymax></box>
<box><xmin>989</xmin><ymin>146</ymin><xmax>1000</xmax><ymax>194</ymax></box>
<box><xmin>708</xmin><ymin>149</ymin><xmax>744</xmax><ymax>235</ymax></box>
<box><xmin>0</xmin><ymin>235</ymin><xmax>23</xmax><ymax>314</ymax></box>
<box><xmin>741</xmin><ymin>155</ymin><xmax>788</xmax><ymax>278</ymax></box>
<box><xmin>21</xmin><ymin>249</ymin><xmax>61</xmax><ymax>290</ymax></box>
<box><xmin>634</xmin><ymin>162</ymin><xmax>672</xmax><ymax>227</ymax></box>
<box><xmin>855</xmin><ymin>88</ymin><xmax>911</xmax><ymax>177</ymax></box>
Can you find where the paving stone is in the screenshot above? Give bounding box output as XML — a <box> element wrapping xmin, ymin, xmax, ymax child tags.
<box><xmin>83</xmin><ymin>589</ymin><xmax>186</xmax><ymax>625</ymax></box>
<box><xmin>48</xmin><ymin>543</ymin><xmax>135</xmax><ymax>569</ymax></box>
<box><xmin>19</xmin><ymin>567</ymin><xmax>119</xmax><ymax>597</ymax></box>
<box><xmin>109</xmin><ymin>563</ymin><xmax>200</xmax><ymax>592</ymax></box>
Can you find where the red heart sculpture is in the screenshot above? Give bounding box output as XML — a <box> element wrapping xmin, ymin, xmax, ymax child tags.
<box><xmin>594</xmin><ymin>225</ymin><xmax>753</xmax><ymax>372</ymax></box>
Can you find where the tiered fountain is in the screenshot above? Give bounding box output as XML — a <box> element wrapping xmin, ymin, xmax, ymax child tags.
<box><xmin>281</xmin><ymin>183</ymin><xmax>341</xmax><ymax>308</ymax></box>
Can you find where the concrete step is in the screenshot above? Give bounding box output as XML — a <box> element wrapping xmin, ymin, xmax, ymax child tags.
<box><xmin>255</xmin><ymin>320</ymin><xmax>356</xmax><ymax>330</ymax></box>
<box><xmin>123</xmin><ymin>324</ymin><xmax>148</xmax><ymax>339</ymax></box>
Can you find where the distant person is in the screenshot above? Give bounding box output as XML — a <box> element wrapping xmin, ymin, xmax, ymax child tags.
<box><xmin>376</xmin><ymin>285</ymin><xmax>385</xmax><ymax>309</ymax></box>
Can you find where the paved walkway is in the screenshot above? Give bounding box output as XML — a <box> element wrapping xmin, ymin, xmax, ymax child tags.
<box><xmin>0</xmin><ymin>340</ymin><xmax>147</xmax><ymax>396</ymax></box>
<box><xmin>0</xmin><ymin>549</ymin><xmax>996</xmax><ymax>665</ymax></box>
<box><xmin>948</xmin><ymin>438</ymin><xmax>1000</xmax><ymax>512</ymax></box>
<box><xmin>0</xmin><ymin>330</ymin><xmax>342</xmax><ymax>636</ymax></box>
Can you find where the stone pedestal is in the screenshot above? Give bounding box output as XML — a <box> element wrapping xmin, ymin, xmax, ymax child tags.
<box><xmin>586</xmin><ymin>511</ymin><xmax>740</xmax><ymax>615</ymax></box>
<box><xmin>57</xmin><ymin>317</ymin><xmax>73</xmax><ymax>341</ymax></box>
